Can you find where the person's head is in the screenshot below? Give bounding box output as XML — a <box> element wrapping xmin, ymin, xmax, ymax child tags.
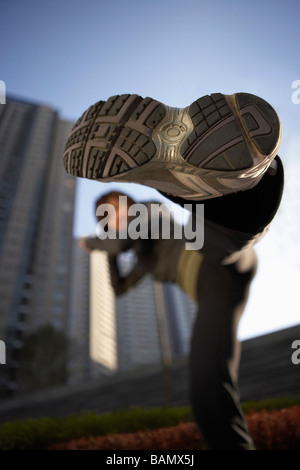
<box><xmin>95</xmin><ymin>190</ymin><xmax>135</xmax><ymax>232</ymax></box>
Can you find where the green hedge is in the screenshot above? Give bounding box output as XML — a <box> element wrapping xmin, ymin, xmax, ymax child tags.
<box><xmin>242</xmin><ymin>397</ymin><xmax>300</xmax><ymax>414</ymax></box>
<box><xmin>0</xmin><ymin>397</ymin><xmax>299</xmax><ymax>450</ymax></box>
<box><xmin>0</xmin><ymin>406</ymin><xmax>192</xmax><ymax>450</ymax></box>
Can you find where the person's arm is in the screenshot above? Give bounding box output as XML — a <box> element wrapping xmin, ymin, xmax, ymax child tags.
<box><xmin>79</xmin><ymin>236</ymin><xmax>149</xmax><ymax>295</ymax></box>
<box><xmin>108</xmin><ymin>254</ymin><xmax>149</xmax><ymax>296</ymax></box>
<box><xmin>80</xmin><ymin>235</ymin><xmax>132</xmax><ymax>255</ymax></box>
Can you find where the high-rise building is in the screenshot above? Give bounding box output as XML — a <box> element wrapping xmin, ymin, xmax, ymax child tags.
<box><xmin>89</xmin><ymin>250</ymin><xmax>118</xmax><ymax>377</ymax></box>
<box><xmin>115</xmin><ymin>252</ymin><xmax>197</xmax><ymax>371</ymax></box>
<box><xmin>68</xmin><ymin>246</ymin><xmax>118</xmax><ymax>383</ymax></box>
<box><xmin>162</xmin><ymin>282</ymin><xmax>197</xmax><ymax>357</ymax></box>
<box><xmin>68</xmin><ymin>239</ymin><xmax>91</xmax><ymax>384</ymax></box>
<box><xmin>116</xmin><ymin>275</ymin><xmax>164</xmax><ymax>371</ymax></box>
<box><xmin>0</xmin><ymin>96</ymin><xmax>76</xmax><ymax>395</ymax></box>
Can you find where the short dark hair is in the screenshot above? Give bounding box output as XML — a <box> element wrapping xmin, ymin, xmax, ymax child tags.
<box><xmin>95</xmin><ymin>191</ymin><xmax>135</xmax><ymax>222</ymax></box>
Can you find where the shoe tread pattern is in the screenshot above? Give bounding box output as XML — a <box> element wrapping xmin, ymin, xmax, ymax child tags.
<box><xmin>182</xmin><ymin>93</ymin><xmax>253</xmax><ymax>171</ymax></box>
<box><xmin>63</xmin><ymin>94</ymin><xmax>166</xmax><ymax>179</ymax></box>
<box><xmin>235</xmin><ymin>93</ymin><xmax>281</xmax><ymax>156</ymax></box>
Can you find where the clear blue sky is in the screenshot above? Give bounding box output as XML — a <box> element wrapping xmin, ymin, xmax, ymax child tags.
<box><xmin>1</xmin><ymin>0</ymin><xmax>300</xmax><ymax>340</ymax></box>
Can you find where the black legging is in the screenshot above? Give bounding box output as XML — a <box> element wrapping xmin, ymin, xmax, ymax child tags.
<box><xmin>189</xmin><ymin>248</ymin><xmax>257</xmax><ymax>449</ymax></box>
<box><xmin>164</xmin><ymin>156</ymin><xmax>284</xmax><ymax>449</ymax></box>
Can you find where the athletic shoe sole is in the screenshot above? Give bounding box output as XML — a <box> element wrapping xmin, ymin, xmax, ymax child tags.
<box><xmin>62</xmin><ymin>92</ymin><xmax>281</xmax><ymax>200</ymax></box>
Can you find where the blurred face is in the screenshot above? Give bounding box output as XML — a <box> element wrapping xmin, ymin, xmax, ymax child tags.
<box><xmin>104</xmin><ymin>196</ymin><xmax>130</xmax><ymax>232</ymax></box>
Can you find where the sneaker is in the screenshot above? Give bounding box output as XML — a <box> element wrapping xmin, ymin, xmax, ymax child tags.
<box><xmin>62</xmin><ymin>92</ymin><xmax>281</xmax><ymax>200</ymax></box>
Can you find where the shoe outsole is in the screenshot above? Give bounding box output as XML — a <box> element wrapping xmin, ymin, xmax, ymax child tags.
<box><xmin>62</xmin><ymin>92</ymin><xmax>281</xmax><ymax>197</ymax></box>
